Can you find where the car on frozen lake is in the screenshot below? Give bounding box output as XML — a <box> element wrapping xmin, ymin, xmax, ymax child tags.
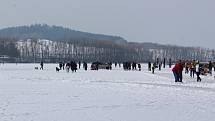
<box><xmin>91</xmin><ymin>62</ymin><xmax>112</xmax><ymax>70</ymax></box>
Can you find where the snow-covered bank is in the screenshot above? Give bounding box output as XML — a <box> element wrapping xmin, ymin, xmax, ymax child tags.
<box><xmin>0</xmin><ymin>64</ymin><xmax>215</xmax><ymax>121</ymax></box>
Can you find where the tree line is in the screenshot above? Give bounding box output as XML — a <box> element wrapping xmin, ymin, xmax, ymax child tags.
<box><xmin>0</xmin><ymin>38</ymin><xmax>19</xmax><ymax>57</ymax></box>
<box><xmin>0</xmin><ymin>38</ymin><xmax>215</xmax><ymax>63</ymax></box>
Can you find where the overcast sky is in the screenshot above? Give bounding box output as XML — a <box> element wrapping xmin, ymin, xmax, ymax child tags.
<box><xmin>0</xmin><ymin>0</ymin><xmax>215</xmax><ymax>48</ymax></box>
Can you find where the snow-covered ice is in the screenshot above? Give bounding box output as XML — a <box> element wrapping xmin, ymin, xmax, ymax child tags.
<box><xmin>1</xmin><ymin>63</ymin><xmax>215</xmax><ymax>121</ymax></box>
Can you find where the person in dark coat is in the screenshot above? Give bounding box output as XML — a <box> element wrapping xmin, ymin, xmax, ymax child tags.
<box><xmin>148</xmin><ymin>62</ymin><xmax>151</xmax><ymax>71</ymax></box>
<box><xmin>40</xmin><ymin>61</ymin><xmax>44</xmax><ymax>70</ymax></box>
<box><xmin>59</xmin><ymin>62</ymin><xmax>63</xmax><ymax>70</ymax></box>
<box><xmin>163</xmin><ymin>58</ymin><xmax>166</xmax><ymax>68</ymax></box>
<box><xmin>196</xmin><ymin>63</ymin><xmax>201</xmax><ymax>82</ymax></box>
<box><xmin>158</xmin><ymin>62</ymin><xmax>162</xmax><ymax>71</ymax></box>
<box><xmin>214</xmin><ymin>65</ymin><xmax>215</xmax><ymax>72</ymax></box>
<box><xmin>132</xmin><ymin>62</ymin><xmax>137</xmax><ymax>70</ymax></box>
<box><xmin>74</xmin><ymin>62</ymin><xmax>77</xmax><ymax>72</ymax></box>
<box><xmin>185</xmin><ymin>63</ymin><xmax>189</xmax><ymax>74</ymax></box>
<box><xmin>152</xmin><ymin>62</ymin><xmax>156</xmax><ymax>74</ymax></box>
<box><xmin>138</xmin><ymin>63</ymin><xmax>141</xmax><ymax>71</ymax></box>
<box><xmin>156</xmin><ymin>58</ymin><xmax>159</xmax><ymax>65</ymax></box>
<box><xmin>83</xmin><ymin>62</ymin><xmax>88</xmax><ymax>71</ymax></box>
<box><xmin>110</xmin><ymin>62</ymin><xmax>112</xmax><ymax>70</ymax></box>
<box><xmin>70</xmin><ymin>61</ymin><xmax>77</xmax><ymax>72</ymax></box>
<box><xmin>62</xmin><ymin>63</ymin><xmax>65</xmax><ymax>70</ymax></box>
<box><xmin>169</xmin><ymin>58</ymin><xmax>172</xmax><ymax>68</ymax></box>
<box><xmin>66</xmin><ymin>62</ymin><xmax>70</xmax><ymax>73</ymax></box>
<box><xmin>128</xmin><ymin>62</ymin><xmax>131</xmax><ymax>70</ymax></box>
<box><xmin>78</xmin><ymin>61</ymin><xmax>81</xmax><ymax>69</ymax></box>
<box><xmin>209</xmin><ymin>61</ymin><xmax>213</xmax><ymax>75</ymax></box>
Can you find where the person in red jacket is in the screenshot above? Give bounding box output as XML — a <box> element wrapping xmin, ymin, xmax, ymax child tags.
<box><xmin>172</xmin><ymin>64</ymin><xmax>179</xmax><ymax>82</ymax></box>
<box><xmin>173</xmin><ymin>60</ymin><xmax>183</xmax><ymax>83</ymax></box>
<box><xmin>176</xmin><ymin>60</ymin><xmax>183</xmax><ymax>82</ymax></box>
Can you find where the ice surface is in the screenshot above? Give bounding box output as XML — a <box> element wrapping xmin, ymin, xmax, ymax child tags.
<box><xmin>0</xmin><ymin>63</ymin><xmax>215</xmax><ymax>121</ymax></box>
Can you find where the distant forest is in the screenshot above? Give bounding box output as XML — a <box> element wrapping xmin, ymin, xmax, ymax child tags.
<box><xmin>0</xmin><ymin>24</ymin><xmax>215</xmax><ymax>63</ymax></box>
<box><xmin>0</xmin><ymin>38</ymin><xmax>19</xmax><ymax>57</ymax></box>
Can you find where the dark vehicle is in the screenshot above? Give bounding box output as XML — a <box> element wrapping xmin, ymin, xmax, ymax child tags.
<box><xmin>91</xmin><ymin>62</ymin><xmax>111</xmax><ymax>70</ymax></box>
<box><xmin>199</xmin><ymin>62</ymin><xmax>210</xmax><ymax>75</ymax></box>
<box><xmin>199</xmin><ymin>62</ymin><xmax>209</xmax><ymax>68</ymax></box>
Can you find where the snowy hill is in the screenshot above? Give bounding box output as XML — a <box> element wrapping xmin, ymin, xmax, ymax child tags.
<box><xmin>0</xmin><ymin>24</ymin><xmax>127</xmax><ymax>44</ymax></box>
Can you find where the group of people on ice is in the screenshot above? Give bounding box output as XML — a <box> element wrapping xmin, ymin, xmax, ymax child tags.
<box><xmin>146</xmin><ymin>58</ymin><xmax>215</xmax><ymax>83</ymax></box>
<box><xmin>148</xmin><ymin>58</ymin><xmax>172</xmax><ymax>74</ymax></box>
<box><xmin>40</xmin><ymin>61</ymin><xmax>88</xmax><ymax>73</ymax></box>
<box><xmin>38</xmin><ymin>58</ymin><xmax>215</xmax><ymax>83</ymax></box>
<box><xmin>123</xmin><ymin>62</ymin><xmax>141</xmax><ymax>71</ymax></box>
<box><xmin>172</xmin><ymin>60</ymin><xmax>215</xmax><ymax>83</ymax></box>
<box><xmin>62</xmin><ymin>61</ymin><xmax>88</xmax><ymax>72</ymax></box>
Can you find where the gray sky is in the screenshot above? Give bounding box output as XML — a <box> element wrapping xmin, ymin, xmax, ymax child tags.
<box><xmin>0</xmin><ymin>0</ymin><xmax>215</xmax><ymax>49</ymax></box>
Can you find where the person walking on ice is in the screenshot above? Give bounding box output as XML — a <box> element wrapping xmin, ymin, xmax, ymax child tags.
<box><xmin>172</xmin><ymin>64</ymin><xmax>179</xmax><ymax>82</ymax></box>
<box><xmin>40</xmin><ymin>61</ymin><xmax>44</xmax><ymax>70</ymax></box>
<box><xmin>172</xmin><ymin>60</ymin><xmax>183</xmax><ymax>83</ymax></box>
<box><xmin>152</xmin><ymin>62</ymin><xmax>156</xmax><ymax>74</ymax></box>
<box><xmin>196</xmin><ymin>62</ymin><xmax>201</xmax><ymax>82</ymax></box>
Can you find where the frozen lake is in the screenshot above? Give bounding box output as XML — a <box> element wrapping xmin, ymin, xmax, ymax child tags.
<box><xmin>1</xmin><ymin>63</ymin><xmax>215</xmax><ymax>121</ymax></box>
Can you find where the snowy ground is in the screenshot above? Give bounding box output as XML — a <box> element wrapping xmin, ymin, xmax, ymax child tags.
<box><xmin>1</xmin><ymin>63</ymin><xmax>215</xmax><ymax>121</ymax></box>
